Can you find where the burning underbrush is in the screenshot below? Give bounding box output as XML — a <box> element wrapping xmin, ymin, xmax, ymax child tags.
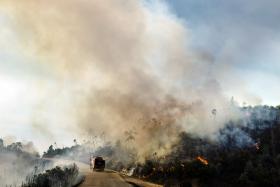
<box><xmin>121</xmin><ymin>105</ymin><xmax>280</xmax><ymax>187</ymax></box>
<box><xmin>40</xmin><ymin>105</ymin><xmax>280</xmax><ymax>187</ymax></box>
<box><xmin>93</xmin><ymin>105</ymin><xmax>280</xmax><ymax>187</ymax></box>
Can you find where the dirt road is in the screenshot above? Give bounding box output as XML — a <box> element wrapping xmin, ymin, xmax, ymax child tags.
<box><xmin>50</xmin><ymin>158</ymin><xmax>160</xmax><ymax>187</ymax></box>
<box><xmin>63</xmin><ymin>160</ymin><xmax>133</xmax><ymax>187</ymax></box>
<box><xmin>79</xmin><ymin>170</ymin><xmax>133</xmax><ymax>187</ymax></box>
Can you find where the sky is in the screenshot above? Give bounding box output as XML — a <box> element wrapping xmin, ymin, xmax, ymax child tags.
<box><xmin>167</xmin><ymin>0</ymin><xmax>280</xmax><ymax>105</ymax></box>
<box><xmin>0</xmin><ymin>0</ymin><xmax>279</xmax><ymax>152</ymax></box>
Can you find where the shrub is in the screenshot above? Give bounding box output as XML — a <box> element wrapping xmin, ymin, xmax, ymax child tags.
<box><xmin>22</xmin><ymin>164</ymin><xmax>79</xmax><ymax>187</ymax></box>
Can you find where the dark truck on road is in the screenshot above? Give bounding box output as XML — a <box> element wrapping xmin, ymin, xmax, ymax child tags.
<box><xmin>90</xmin><ymin>156</ymin><xmax>105</xmax><ymax>171</ymax></box>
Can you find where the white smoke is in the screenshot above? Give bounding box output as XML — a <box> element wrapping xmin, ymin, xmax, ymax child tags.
<box><xmin>0</xmin><ymin>0</ymin><xmax>244</xmax><ymax>158</ymax></box>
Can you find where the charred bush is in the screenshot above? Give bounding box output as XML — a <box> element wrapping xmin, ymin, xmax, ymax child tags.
<box><xmin>22</xmin><ymin>164</ymin><xmax>79</xmax><ymax>187</ymax></box>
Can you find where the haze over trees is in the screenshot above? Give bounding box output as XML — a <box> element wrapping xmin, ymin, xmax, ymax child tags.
<box><xmin>42</xmin><ymin>105</ymin><xmax>280</xmax><ymax>187</ymax></box>
<box><xmin>0</xmin><ymin>139</ymin><xmax>83</xmax><ymax>187</ymax></box>
<box><xmin>2</xmin><ymin>105</ymin><xmax>279</xmax><ymax>187</ymax></box>
<box><xmin>0</xmin><ymin>139</ymin><xmax>43</xmax><ymax>186</ymax></box>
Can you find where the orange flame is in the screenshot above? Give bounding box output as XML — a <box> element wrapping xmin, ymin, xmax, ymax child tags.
<box><xmin>196</xmin><ymin>156</ymin><xmax>208</xmax><ymax>165</ymax></box>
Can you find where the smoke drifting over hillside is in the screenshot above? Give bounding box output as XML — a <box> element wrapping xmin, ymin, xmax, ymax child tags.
<box><xmin>0</xmin><ymin>0</ymin><xmax>242</xmax><ymax>157</ymax></box>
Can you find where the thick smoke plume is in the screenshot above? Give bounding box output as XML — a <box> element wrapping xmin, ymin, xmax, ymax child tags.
<box><xmin>0</xmin><ymin>0</ymin><xmax>241</xmax><ymax>158</ymax></box>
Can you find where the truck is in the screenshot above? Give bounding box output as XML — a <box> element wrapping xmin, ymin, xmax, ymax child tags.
<box><xmin>90</xmin><ymin>156</ymin><xmax>105</xmax><ymax>171</ymax></box>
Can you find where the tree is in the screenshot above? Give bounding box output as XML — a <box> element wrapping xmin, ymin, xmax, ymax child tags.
<box><xmin>0</xmin><ymin>139</ymin><xmax>3</xmax><ymax>148</ymax></box>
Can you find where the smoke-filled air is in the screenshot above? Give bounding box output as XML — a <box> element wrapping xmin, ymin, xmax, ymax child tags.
<box><xmin>0</xmin><ymin>0</ymin><xmax>280</xmax><ymax>187</ymax></box>
<box><xmin>0</xmin><ymin>0</ymin><xmax>241</xmax><ymax>156</ymax></box>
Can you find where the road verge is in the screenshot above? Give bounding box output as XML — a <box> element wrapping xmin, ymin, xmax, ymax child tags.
<box><xmin>122</xmin><ymin>176</ymin><xmax>163</xmax><ymax>187</ymax></box>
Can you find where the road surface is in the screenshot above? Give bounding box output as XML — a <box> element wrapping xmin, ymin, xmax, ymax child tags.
<box><xmin>50</xmin><ymin>158</ymin><xmax>162</xmax><ymax>187</ymax></box>
<box><xmin>50</xmin><ymin>159</ymin><xmax>133</xmax><ymax>187</ymax></box>
<box><xmin>79</xmin><ymin>170</ymin><xmax>133</xmax><ymax>187</ymax></box>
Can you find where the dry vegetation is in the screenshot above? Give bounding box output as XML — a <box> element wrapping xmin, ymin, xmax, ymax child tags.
<box><xmin>22</xmin><ymin>164</ymin><xmax>79</xmax><ymax>187</ymax></box>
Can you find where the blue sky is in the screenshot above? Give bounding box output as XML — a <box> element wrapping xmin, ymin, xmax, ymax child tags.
<box><xmin>167</xmin><ymin>0</ymin><xmax>280</xmax><ymax>105</ymax></box>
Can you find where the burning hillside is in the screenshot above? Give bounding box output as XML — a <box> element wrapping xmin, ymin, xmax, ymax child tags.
<box><xmin>32</xmin><ymin>105</ymin><xmax>280</xmax><ymax>186</ymax></box>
